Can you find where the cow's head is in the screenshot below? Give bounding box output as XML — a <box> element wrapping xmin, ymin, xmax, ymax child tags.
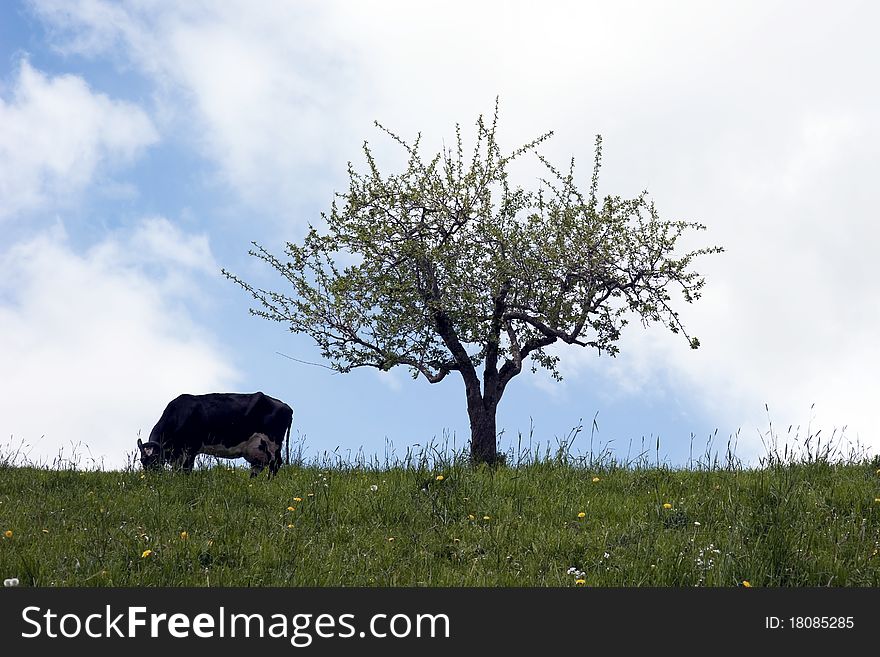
<box><xmin>137</xmin><ymin>438</ymin><xmax>163</xmax><ymax>471</ymax></box>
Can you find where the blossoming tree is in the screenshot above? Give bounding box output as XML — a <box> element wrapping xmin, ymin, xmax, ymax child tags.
<box><xmin>223</xmin><ymin>102</ymin><xmax>723</xmax><ymax>465</ymax></box>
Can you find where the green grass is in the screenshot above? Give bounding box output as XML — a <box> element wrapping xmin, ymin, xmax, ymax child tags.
<box><xmin>3</xmin><ymin>450</ymin><xmax>880</xmax><ymax>586</ymax></box>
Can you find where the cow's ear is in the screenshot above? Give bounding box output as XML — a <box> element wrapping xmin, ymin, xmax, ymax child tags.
<box><xmin>137</xmin><ymin>438</ymin><xmax>143</xmax><ymax>450</ymax></box>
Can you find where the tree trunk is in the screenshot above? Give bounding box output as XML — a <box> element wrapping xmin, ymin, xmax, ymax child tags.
<box><xmin>465</xmin><ymin>384</ymin><xmax>498</xmax><ymax>465</ymax></box>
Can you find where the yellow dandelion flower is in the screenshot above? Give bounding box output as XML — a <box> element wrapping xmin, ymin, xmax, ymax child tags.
<box><xmin>468</xmin><ymin>514</ymin><xmax>475</xmax><ymax>521</ymax></box>
<box><xmin>42</xmin><ymin>529</ymin><xmax>49</xmax><ymax>534</ymax></box>
<box><xmin>483</xmin><ymin>515</ymin><xmax>491</xmax><ymax>521</ymax></box>
<box><xmin>293</xmin><ymin>497</ymin><xmax>303</xmax><ymax>502</ymax></box>
<box><xmin>663</xmin><ymin>503</ymin><xmax>673</xmax><ymax>509</ymax></box>
<box><xmin>3</xmin><ymin>530</ymin><xmax>12</xmax><ymax>539</ymax></box>
<box><xmin>875</xmin><ymin>498</ymin><xmax>880</xmax><ymax>504</ymax></box>
<box><xmin>435</xmin><ymin>475</ymin><xmax>445</xmax><ymax>481</ymax></box>
<box><xmin>287</xmin><ymin>506</ymin><xmax>296</xmax><ymax>512</ymax></box>
<box><xmin>453</xmin><ymin>538</ymin><xmax>460</xmax><ymax>544</ymax></box>
<box><xmin>742</xmin><ymin>580</ymin><xmax>752</xmax><ymax>587</ymax></box>
<box><xmin>592</xmin><ymin>477</ymin><xmax>600</xmax><ymax>483</ymax></box>
<box><xmin>307</xmin><ymin>493</ymin><xmax>314</xmax><ymax>497</ymax></box>
<box><xmin>141</xmin><ymin>549</ymin><xmax>153</xmax><ymax>558</ymax></box>
<box><xmin>180</xmin><ymin>531</ymin><xmax>188</xmax><ymax>540</ymax></box>
<box><xmin>387</xmin><ymin>537</ymin><xmax>395</xmax><ymax>542</ymax></box>
<box><xmin>287</xmin><ymin>524</ymin><xmax>294</xmax><ymax>529</ymax></box>
<box><xmin>575</xmin><ymin>579</ymin><xmax>586</xmax><ymax>586</ymax></box>
<box><xmin>577</xmin><ymin>512</ymin><xmax>586</xmax><ymax>519</ymax></box>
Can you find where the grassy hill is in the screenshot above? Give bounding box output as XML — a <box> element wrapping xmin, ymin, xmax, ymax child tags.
<box><xmin>3</xmin><ymin>447</ymin><xmax>880</xmax><ymax>587</ymax></box>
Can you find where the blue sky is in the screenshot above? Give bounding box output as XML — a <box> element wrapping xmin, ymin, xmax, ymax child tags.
<box><xmin>2</xmin><ymin>1</ymin><xmax>877</xmax><ymax>469</ymax></box>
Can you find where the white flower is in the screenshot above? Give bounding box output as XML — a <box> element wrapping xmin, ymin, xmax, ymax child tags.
<box><xmin>693</xmin><ymin>521</ymin><xmax>701</xmax><ymax>526</ymax></box>
<box><xmin>4</xmin><ymin>578</ymin><xmax>20</xmax><ymax>587</ymax></box>
<box><xmin>369</xmin><ymin>484</ymin><xmax>378</xmax><ymax>492</ymax></box>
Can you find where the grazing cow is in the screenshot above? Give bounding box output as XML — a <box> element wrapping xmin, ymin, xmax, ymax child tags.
<box><xmin>137</xmin><ymin>392</ymin><xmax>293</xmax><ymax>477</ymax></box>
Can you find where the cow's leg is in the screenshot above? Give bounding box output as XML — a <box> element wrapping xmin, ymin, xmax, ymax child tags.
<box><xmin>268</xmin><ymin>442</ymin><xmax>282</xmax><ymax>478</ymax></box>
<box><xmin>170</xmin><ymin>448</ymin><xmax>196</xmax><ymax>472</ymax></box>
<box><xmin>167</xmin><ymin>448</ymin><xmax>185</xmax><ymax>471</ymax></box>
<box><xmin>182</xmin><ymin>452</ymin><xmax>197</xmax><ymax>472</ymax></box>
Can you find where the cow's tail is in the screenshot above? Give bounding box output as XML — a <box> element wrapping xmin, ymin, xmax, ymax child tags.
<box><xmin>284</xmin><ymin>415</ymin><xmax>292</xmax><ymax>467</ymax></box>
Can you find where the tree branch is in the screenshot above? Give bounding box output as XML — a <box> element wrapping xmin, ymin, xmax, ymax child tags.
<box><xmin>497</xmin><ymin>327</ymin><xmax>557</xmax><ymax>393</ymax></box>
<box><xmin>503</xmin><ymin>311</ymin><xmax>589</xmax><ymax>346</ymax></box>
<box><xmin>482</xmin><ymin>280</ymin><xmax>510</xmax><ymax>405</ymax></box>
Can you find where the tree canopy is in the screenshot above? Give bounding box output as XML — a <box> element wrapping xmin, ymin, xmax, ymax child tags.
<box><xmin>224</xmin><ymin>102</ymin><xmax>723</xmax><ymax>464</ymax></box>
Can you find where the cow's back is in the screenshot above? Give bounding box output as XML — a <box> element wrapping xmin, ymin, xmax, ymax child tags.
<box><xmin>150</xmin><ymin>392</ymin><xmax>292</xmax><ymax>448</ymax></box>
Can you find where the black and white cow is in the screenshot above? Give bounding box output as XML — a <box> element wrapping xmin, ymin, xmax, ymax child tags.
<box><xmin>137</xmin><ymin>392</ymin><xmax>293</xmax><ymax>477</ymax></box>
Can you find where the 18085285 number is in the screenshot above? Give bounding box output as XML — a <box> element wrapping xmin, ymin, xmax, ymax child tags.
<box><xmin>789</xmin><ymin>617</ymin><xmax>854</xmax><ymax>629</ymax></box>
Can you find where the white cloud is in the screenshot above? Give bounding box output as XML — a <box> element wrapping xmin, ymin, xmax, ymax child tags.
<box><xmin>0</xmin><ymin>59</ymin><xmax>157</xmax><ymax>219</ymax></box>
<box><xmin>89</xmin><ymin>215</ymin><xmax>221</xmax><ymax>300</ymax></box>
<box><xmin>127</xmin><ymin>215</ymin><xmax>218</xmax><ymax>274</ymax></box>
<box><xmin>0</xmin><ymin>220</ymin><xmax>238</xmax><ymax>469</ymax></box>
<box><xmin>31</xmin><ymin>0</ymin><xmax>365</xmax><ymax>213</ymax></box>
<box><xmin>374</xmin><ymin>368</ymin><xmax>404</xmax><ymax>393</ymax></box>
